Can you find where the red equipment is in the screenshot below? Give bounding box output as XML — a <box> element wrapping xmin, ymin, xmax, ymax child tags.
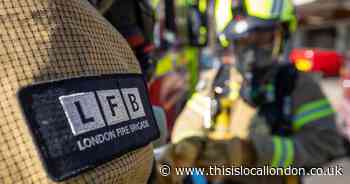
<box><xmin>290</xmin><ymin>48</ymin><xmax>343</xmax><ymax>76</ymax></box>
<box><xmin>148</xmin><ymin>72</ymin><xmax>189</xmax><ymax>135</ymax></box>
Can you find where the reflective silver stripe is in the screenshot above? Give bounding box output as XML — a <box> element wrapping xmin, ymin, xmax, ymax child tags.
<box><xmin>271</xmin><ymin>0</ymin><xmax>283</xmax><ymax>17</ymax></box>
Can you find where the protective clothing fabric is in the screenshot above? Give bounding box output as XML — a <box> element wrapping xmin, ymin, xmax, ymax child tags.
<box><xmin>171</xmin><ymin>67</ymin><xmax>245</xmax><ymax>143</ymax></box>
<box><xmin>171</xmin><ymin>72</ymin><xmax>345</xmax><ymax>184</ymax></box>
<box><xmin>171</xmin><ymin>68</ymin><xmax>221</xmax><ymax>143</ymax></box>
<box><xmin>198</xmin><ymin>138</ymin><xmax>256</xmax><ymax>167</ymax></box>
<box><xmin>155</xmin><ymin>137</ymin><xmax>205</xmax><ymax>184</ymax></box>
<box><xmin>215</xmin><ymin>0</ymin><xmax>233</xmax><ymax>47</ymax></box>
<box><xmin>239</xmin><ymin>64</ymin><xmax>295</xmax><ymax>107</ymax></box>
<box><xmin>88</xmin><ymin>0</ymin><xmax>115</xmax><ymax>14</ymax></box>
<box><xmin>244</xmin><ymin>0</ymin><xmax>296</xmax><ymax>32</ymax></box>
<box><xmin>99</xmin><ymin>0</ymin><xmax>156</xmax><ymax>80</ymax></box>
<box><xmin>227</xmin><ymin>73</ymin><xmax>345</xmax><ymax>184</ymax></box>
<box><xmin>187</xmin><ymin>0</ymin><xmax>209</xmax><ymax>46</ymax></box>
<box><xmin>0</xmin><ymin>0</ymin><xmax>155</xmax><ymax>183</ymax></box>
<box><xmin>215</xmin><ymin>0</ymin><xmax>233</xmax><ymax>34</ymax></box>
<box><xmin>251</xmin><ymin>73</ymin><xmax>345</xmax><ymax>168</ymax></box>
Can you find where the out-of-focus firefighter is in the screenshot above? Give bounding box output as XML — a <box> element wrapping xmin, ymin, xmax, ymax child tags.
<box><xmin>186</xmin><ymin>0</ymin><xmax>209</xmax><ymax>47</ymax></box>
<box><xmin>171</xmin><ymin>0</ymin><xmax>246</xmax><ymax>147</ymax></box>
<box><xmin>170</xmin><ymin>0</ymin><xmax>247</xmax><ymax>140</ymax></box>
<box><xmin>148</xmin><ymin>0</ymin><xmax>212</xmax><ymax>134</ymax></box>
<box><xmin>160</xmin><ymin>1</ymin><xmax>248</xmax><ymax>183</ymax></box>
<box><xmin>162</xmin><ymin>0</ymin><xmax>346</xmax><ymax>184</ymax></box>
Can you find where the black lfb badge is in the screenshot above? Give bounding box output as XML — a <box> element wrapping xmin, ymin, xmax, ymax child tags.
<box><xmin>17</xmin><ymin>74</ymin><xmax>160</xmax><ymax>181</ymax></box>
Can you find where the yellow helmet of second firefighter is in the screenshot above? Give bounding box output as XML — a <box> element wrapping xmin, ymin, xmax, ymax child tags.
<box><xmin>216</xmin><ymin>0</ymin><xmax>297</xmax><ymax>48</ymax></box>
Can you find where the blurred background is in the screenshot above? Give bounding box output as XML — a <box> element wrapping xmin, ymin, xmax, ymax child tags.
<box><xmin>146</xmin><ymin>0</ymin><xmax>350</xmax><ymax>183</ymax></box>
<box><xmin>294</xmin><ymin>2</ymin><xmax>350</xmax><ymax>183</ymax></box>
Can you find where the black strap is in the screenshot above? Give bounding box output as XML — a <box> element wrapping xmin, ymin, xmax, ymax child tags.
<box><xmin>260</xmin><ymin>64</ymin><xmax>298</xmax><ymax>136</ymax></box>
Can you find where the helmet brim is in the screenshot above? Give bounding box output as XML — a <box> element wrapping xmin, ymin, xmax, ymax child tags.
<box><xmin>223</xmin><ymin>17</ymin><xmax>278</xmax><ymax>41</ymax></box>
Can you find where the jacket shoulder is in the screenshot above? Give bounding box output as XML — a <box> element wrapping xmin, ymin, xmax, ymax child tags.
<box><xmin>292</xmin><ymin>73</ymin><xmax>325</xmax><ymax>110</ymax></box>
<box><xmin>291</xmin><ymin>72</ymin><xmax>335</xmax><ymax>131</ymax></box>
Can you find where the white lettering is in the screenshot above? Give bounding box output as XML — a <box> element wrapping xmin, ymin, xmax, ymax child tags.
<box><xmin>121</xmin><ymin>88</ymin><xmax>146</xmax><ymax>119</ymax></box>
<box><xmin>59</xmin><ymin>93</ymin><xmax>105</xmax><ymax>135</ymax></box>
<box><xmin>115</xmin><ymin>126</ymin><xmax>130</xmax><ymax>137</ymax></box>
<box><xmin>60</xmin><ymin>88</ymin><xmax>147</xmax><ymax>136</ymax></box>
<box><xmin>129</xmin><ymin>120</ymin><xmax>150</xmax><ymax>132</ymax></box>
<box><xmin>77</xmin><ymin>130</ymin><xmax>117</xmax><ymax>151</ymax></box>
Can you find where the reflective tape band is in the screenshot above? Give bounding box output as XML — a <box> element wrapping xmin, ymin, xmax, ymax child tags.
<box><xmin>271</xmin><ymin>0</ymin><xmax>284</xmax><ymax>17</ymax></box>
<box><xmin>278</xmin><ymin>138</ymin><xmax>287</xmax><ymax>167</ymax></box>
<box><xmin>263</xmin><ymin>83</ymin><xmax>274</xmax><ymax>92</ymax></box>
<box><xmin>219</xmin><ymin>34</ymin><xmax>230</xmax><ymax>47</ymax></box>
<box><xmin>277</xmin><ymin>0</ymin><xmax>284</xmax><ymax>16</ymax></box>
<box><xmin>272</xmin><ymin>136</ymin><xmax>294</xmax><ymax>168</ymax></box>
<box><xmin>271</xmin><ymin>0</ymin><xmax>278</xmax><ymax>16</ymax></box>
<box><xmin>295</xmin><ymin>99</ymin><xmax>329</xmax><ymax>115</ymax></box>
<box><xmin>293</xmin><ymin>99</ymin><xmax>334</xmax><ymax>130</ymax></box>
<box><xmin>199</xmin><ymin>26</ymin><xmax>207</xmax><ymax>44</ymax></box>
<box><xmin>293</xmin><ymin>108</ymin><xmax>334</xmax><ymax>131</ymax></box>
<box><xmin>272</xmin><ymin>137</ymin><xmax>282</xmax><ymax>167</ymax></box>
<box><xmin>284</xmin><ymin>138</ymin><xmax>294</xmax><ymax>167</ymax></box>
<box><xmin>295</xmin><ymin>104</ymin><xmax>332</xmax><ymax>121</ymax></box>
